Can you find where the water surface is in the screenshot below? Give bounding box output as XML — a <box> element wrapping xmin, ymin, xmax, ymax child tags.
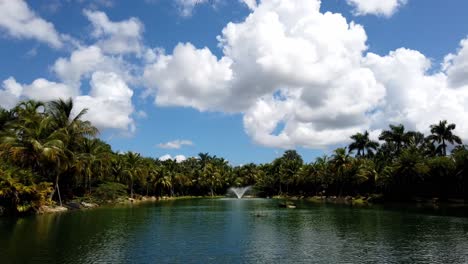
<box><xmin>1</xmin><ymin>198</ymin><xmax>468</xmax><ymax>263</ymax></box>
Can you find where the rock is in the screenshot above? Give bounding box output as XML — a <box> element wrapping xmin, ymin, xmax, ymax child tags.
<box><xmin>65</xmin><ymin>202</ymin><xmax>82</xmax><ymax>210</ymax></box>
<box><xmin>81</xmin><ymin>202</ymin><xmax>98</xmax><ymax>208</ymax></box>
<box><xmin>39</xmin><ymin>205</ymin><xmax>68</xmax><ymax>214</ymax></box>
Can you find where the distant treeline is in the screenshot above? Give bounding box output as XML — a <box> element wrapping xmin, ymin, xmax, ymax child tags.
<box><xmin>1</xmin><ymin>99</ymin><xmax>467</xmax><ymax>215</ymax></box>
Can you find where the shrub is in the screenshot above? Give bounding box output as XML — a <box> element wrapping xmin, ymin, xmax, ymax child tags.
<box><xmin>93</xmin><ymin>182</ymin><xmax>128</xmax><ymax>201</ymax></box>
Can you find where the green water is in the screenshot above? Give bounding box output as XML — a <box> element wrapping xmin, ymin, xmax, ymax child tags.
<box><xmin>1</xmin><ymin>198</ymin><xmax>468</xmax><ymax>263</ymax></box>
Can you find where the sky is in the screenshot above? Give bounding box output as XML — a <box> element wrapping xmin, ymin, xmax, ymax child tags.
<box><xmin>1</xmin><ymin>0</ymin><xmax>468</xmax><ymax>165</ymax></box>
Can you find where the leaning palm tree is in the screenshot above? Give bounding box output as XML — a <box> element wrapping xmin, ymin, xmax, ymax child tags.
<box><xmin>379</xmin><ymin>124</ymin><xmax>411</xmax><ymax>155</ymax></box>
<box><xmin>349</xmin><ymin>131</ymin><xmax>379</xmax><ymax>157</ymax></box>
<box><xmin>47</xmin><ymin>98</ymin><xmax>98</xmax><ymax>149</ymax></box>
<box><xmin>427</xmin><ymin>120</ymin><xmax>462</xmax><ymax>156</ymax></box>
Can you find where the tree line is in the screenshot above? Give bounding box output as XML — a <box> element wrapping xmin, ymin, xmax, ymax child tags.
<box><xmin>1</xmin><ymin>99</ymin><xmax>467</xmax><ymax>215</ymax></box>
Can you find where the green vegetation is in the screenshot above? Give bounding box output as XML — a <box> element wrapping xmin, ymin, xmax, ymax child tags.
<box><xmin>1</xmin><ymin>99</ymin><xmax>467</xmax><ymax>215</ymax></box>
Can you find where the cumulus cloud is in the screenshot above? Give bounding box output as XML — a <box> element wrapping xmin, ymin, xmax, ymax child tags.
<box><xmin>346</xmin><ymin>0</ymin><xmax>407</xmax><ymax>17</ymax></box>
<box><xmin>159</xmin><ymin>154</ymin><xmax>187</xmax><ymax>163</ymax></box>
<box><xmin>0</xmin><ymin>0</ymin><xmax>63</xmax><ymax>48</ymax></box>
<box><xmin>0</xmin><ymin>9</ymin><xmax>140</xmax><ymax>134</ymax></box>
<box><xmin>83</xmin><ymin>9</ymin><xmax>144</xmax><ymax>55</ymax></box>
<box><xmin>142</xmin><ymin>0</ymin><xmax>468</xmax><ymax>149</ymax></box>
<box><xmin>0</xmin><ymin>72</ymin><xmax>135</xmax><ymax>132</ymax></box>
<box><xmin>144</xmin><ymin>0</ymin><xmax>384</xmax><ymax>147</ymax></box>
<box><xmin>144</xmin><ymin>43</ymin><xmax>233</xmax><ymax>111</ymax></box>
<box><xmin>2</xmin><ymin>78</ymin><xmax>77</xmax><ymax>102</ymax></box>
<box><xmin>74</xmin><ymin>72</ymin><xmax>135</xmax><ymax>132</ymax></box>
<box><xmin>443</xmin><ymin>38</ymin><xmax>468</xmax><ymax>89</ymax></box>
<box><xmin>157</xmin><ymin>139</ymin><xmax>194</xmax><ymax>149</ymax></box>
<box><xmin>364</xmin><ymin>48</ymin><xmax>468</xmax><ymax>139</ymax></box>
<box><xmin>0</xmin><ymin>78</ymin><xmax>23</xmax><ymax>109</ymax></box>
<box><xmin>52</xmin><ymin>45</ymin><xmax>132</xmax><ymax>86</ymax></box>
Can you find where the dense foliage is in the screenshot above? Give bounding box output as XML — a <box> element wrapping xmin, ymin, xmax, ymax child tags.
<box><xmin>1</xmin><ymin>99</ymin><xmax>467</xmax><ymax>215</ymax></box>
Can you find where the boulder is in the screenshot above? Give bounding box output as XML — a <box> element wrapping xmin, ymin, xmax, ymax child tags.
<box><xmin>65</xmin><ymin>202</ymin><xmax>82</xmax><ymax>210</ymax></box>
<box><xmin>39</xmin><ymin>205</ymin><xmax>68</xmax><ymax>214</ymax></box>
<box><xmin>81</xmin><ymin>202</ymin><xmax>98</xmax><ymax>208</ymax></box>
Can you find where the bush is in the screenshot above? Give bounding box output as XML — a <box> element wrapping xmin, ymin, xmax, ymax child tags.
<box><xmin>0</xmin><ymin>168</ymin><xmax>53</xmax><ymax>215</ymax></box>
<box><xmin>93</xmin><ymin>182</ymin><xmax>128</xmax><ymax>201</ymax></box>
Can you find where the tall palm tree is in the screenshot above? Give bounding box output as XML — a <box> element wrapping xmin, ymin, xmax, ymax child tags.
<box><xmin>379</xmin><ymin>124</ymin><xmax>411</xmax><ymax>155</ymax></box>
<box><xmin>122</xmin><ymin>152</ymin><xmax>144</xmax><ymax>198</ymax></box>
<box><xmin>349</xmin><ymin>131</ymin><xmax>379</xmax><ymax>157</ymax></box>
<box><xmin>331</xmin><ymin>148</ymin><xmax>354</xmax><ymax>196</ymax></box>
<box><xmin>74</xmin><ymin>138</ymin><xmax>111</xmax><ymax>193</ymax></box>
<box><xmin>427</xmin><ymin>120</ymin><xmax>462</xmax><ymax>156</ymax></box>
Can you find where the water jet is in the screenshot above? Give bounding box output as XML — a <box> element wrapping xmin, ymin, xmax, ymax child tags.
<box><xmin>228</xmin><ymin>186</ymin><xmax>252</xmax><ymax>199</ymax></box>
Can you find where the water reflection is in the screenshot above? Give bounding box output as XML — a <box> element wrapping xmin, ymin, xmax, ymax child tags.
<box><xmin>1</xmin><ymin>199</ymin><xmax>468</xmax><ymax>263</ymax></box>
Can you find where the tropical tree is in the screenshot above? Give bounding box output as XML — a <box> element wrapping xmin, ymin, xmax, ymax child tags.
<box><xmin>330</xmin><ymin>148</ymin><xmax>354</xmax><ymax>196</ymax></box>
<box><xmin>349</xmin><ymin>131</ymin><xmax>379</xmax><ymax>157</ymax></box>
<box><xmin>379</xmin><ymin>124</ymin><xmax>411</xmax><ymax>155</ymax></box>
<box><xmin>0</xmin><ymin>103</ymin><xmax>69</xmax><ymax>205</ymax></box>
<box><xmin>122</xmin><ymin>152</ymin><xmax>144</xmax><ymax>198</ymax></box>
<box><xmin>427</xmin><ymin>120</ymin><xmax>462</xmax><ymax>156</ymax></box>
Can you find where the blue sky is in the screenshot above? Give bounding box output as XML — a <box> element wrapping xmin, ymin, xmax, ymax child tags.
<box><xmin>1</xmin><ymin>0</ymin><xmax>468</xmax><ymax>165</ymax></box>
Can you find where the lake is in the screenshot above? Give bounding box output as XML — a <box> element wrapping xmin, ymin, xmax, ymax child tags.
<box><xmin>1</xmin><ymin>198</ymin><xmax>468</xmax><ymax>263</ymax></box>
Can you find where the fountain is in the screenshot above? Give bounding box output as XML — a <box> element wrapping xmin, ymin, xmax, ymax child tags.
<box><xmin>228</xmin><ymin>186</ymin><xmax>252</xmax><ymax>199</ymax></box>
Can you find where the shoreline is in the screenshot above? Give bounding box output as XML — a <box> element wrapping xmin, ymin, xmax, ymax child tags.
<box><xmin>36</xmin><ymin>195</ymin><xmax>225</xmax><ymax>215</ymax></box>
<box><xmin>4</xmin><ymin>194</ymin><xmax>466</xmax><ymax>217</ymax></box>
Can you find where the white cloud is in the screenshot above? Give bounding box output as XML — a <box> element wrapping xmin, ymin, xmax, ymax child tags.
<box><xmin>363</xmin><ymin>47</ymin><xmax>468</xmax><ymax>139</ymax></box>
<box><xmin>83</xmin><ymin>9</ymin><xmax>144</xmax><ymax>55</ymax></box>
<box><xmin>144</xmin><ymin>0</ymin><xmax>384</xmax><ymax>147</ymax></box>
<box><xmin>143</xmin><ymin>43</ymin><xmax>233</xmax><ymax>111</ymax></box>
<box><xmin>29</xmin><ymin>79</ymin><xmax>75</xmax><ymax>102</ymax></box>
<box><xmin>143</xmin><ymin>0</ymin><xmax>468</xmax><ymax>149</ymax></box>
<box><xmin>346</xmin><ymin>0</ymin><xmax>407</xmax><ymax>17</ymax></box>
<box><xmin>0</xmin><ymin>9</ymin><xmax>140</xmax><ymax>135</ymax></box>
<box><xmin>0</xmin><ymin>78</ymin><xmax>23</xmax><ymax>109</ymax></box>
<box><xmin>443</xmin><ymin>38</ymin><xmax>468</xmax><ymax>88</ymax></box>
<box><xmin>0</xmin><ymin>77</ymin><xmax>77</xmax><ymax>110</ymax></box>
<box><xmin>159</xmin><ymin>154</ymin><xmax>187</xmax><ymax>163</ymax></box>
<box><xmin>0</xmin><ymin>0</ymin><xmax>63</xmax><ymax>48</ymax></box>
<box><xmin>0</xmin><ymin>72</ymin><xmax>135</xmax><ymax>133</ymax></box>
<box><xmin>52</xmin><ymin>45</ymin><xmax>133</xmax><ymax>86</ymax></box>
<box><xmin>157</xmin><ymin>139</ymin><xmax>194</xmax><ymax>149</ymax></box>
<box><xmin>75</xmin><ymin>72</ymin><xmax>135</xmax><ymax>132</ymax></box>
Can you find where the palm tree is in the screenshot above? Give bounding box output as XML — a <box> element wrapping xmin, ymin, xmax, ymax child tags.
<box><xmin>427</xmin><ymin>120</ymin><xmax>462</xmax><ymax>156</ymax></box>
<box><xmin>0</xmin><ymin>108</ymin><xmax>14</xmax><ymax>133</ymax></box>
<box><xmin>122</xmin><ymin>152</ymin><xmax>144</xmax><ymax>198</ymax></box>
<box><xmin>331</xmin><ymin>148</ymin><xmax>353</xmax><ymax>196</ymax></box>
<box><xmin>0</xmin><ymin>119</ymin><xmax>68</xmax><ymax>205</ymax></box>
<box><xmin>349</xmin><ymin>131</ymin><xmax>379</xmax><ymax>157</ymax></box>
<box><xmin>74</xmin><ymin>138</ymin><xmax>111</xmax><ymax>193</ymax></box>
<box><xmin>379</xmin><ymin>124</ymin><xmax>411</xmax><ymax>155</ymax></box>
<box><xmin>47</xmin><ymin>98</ymin><xmax>98</xmax><ymax>149</ymax></box>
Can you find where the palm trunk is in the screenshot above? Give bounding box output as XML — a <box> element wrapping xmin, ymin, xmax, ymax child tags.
<box><xmin>50</xmin><ymin>173</ymin><xmax>62</xmax><ymax>206</ymax></box>
<box><xmin>442</xmin><ymin>139</ymin><xmax>446</xmax><ymax>156</ymax></box>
